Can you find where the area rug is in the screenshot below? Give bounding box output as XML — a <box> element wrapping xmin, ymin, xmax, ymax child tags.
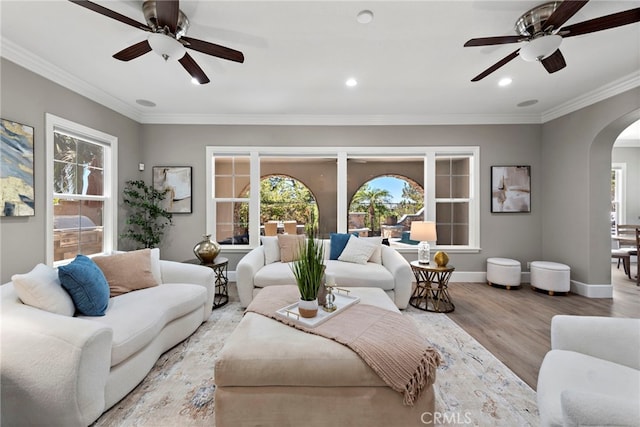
<box><xmin>93</xmin><ymin>288</ymin><xmax>538</xmax><ymax>427</ymax></box>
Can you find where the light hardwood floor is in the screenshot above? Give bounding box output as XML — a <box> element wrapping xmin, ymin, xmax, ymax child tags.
<box><xmin>443</xmin><ymin>263</ymin><xmax>640</xmax><ymax>390</ymax></box>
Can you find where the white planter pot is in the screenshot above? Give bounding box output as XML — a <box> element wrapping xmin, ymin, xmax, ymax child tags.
<box><xmin>298</xmin><ymin>298</ymin><xmax>318</xmax><ymax>318</ymax></box>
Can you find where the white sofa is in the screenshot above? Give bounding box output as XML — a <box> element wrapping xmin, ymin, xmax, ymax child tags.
<box><xmin>237</xmin><ymin>238</ymin><xmax>413</xmax><ymax>309</ymax></box>
<box><xmin>1</xmin><ymin>253</ymin><xmax>215</xmax><ymax>427</ymax></box>
<box><xmin>537</xmin><ymin>315</ymin><xmax>640</xmax><ymax>427</ymax></box>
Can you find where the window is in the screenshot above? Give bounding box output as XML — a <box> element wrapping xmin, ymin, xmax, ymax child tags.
<box><xmin>206</xmin><ymin>146</ymin><xmax>479</xmax><ymax>253</ymax></box>
<box><xmin>611</xmin><ymin>163</ymin><xmax>626</xmax><ymax>233</ymax></box>
<box><xmin>46</xmin><ymin>114</ymin><xmax>117</xmax><ymax>264</ymax></box>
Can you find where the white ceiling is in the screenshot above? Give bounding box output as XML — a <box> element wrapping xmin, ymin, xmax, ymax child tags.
<box><xmin>1</xmin><ymin>1</ymin><xmax>639</xmax><ymax>125</ymax></box>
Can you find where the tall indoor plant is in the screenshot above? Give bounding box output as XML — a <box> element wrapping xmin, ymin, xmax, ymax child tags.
<box><xmin>121</xmin><ymin>180</ymin><xmax>173</xmax><ymax>249</ymax></box>
<box><xmin>291</xmin><ymin>227</ymin><xmax>325</xmax><ymax>318</ymax></box>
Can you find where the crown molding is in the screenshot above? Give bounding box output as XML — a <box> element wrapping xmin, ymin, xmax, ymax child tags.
<box><xmin>2</xmin><ymin>38</ymin><xmax>638</xmax><ymax>127</ymax></box>
<box><xmin>541</xmin><ymin>71</ymin><xmax>640</xmax><ymax>123</ymax></box>
<box><xmin>1</xmin><ymin>38</ymin><xmax>142</xmax><ymax>123</ymax></box>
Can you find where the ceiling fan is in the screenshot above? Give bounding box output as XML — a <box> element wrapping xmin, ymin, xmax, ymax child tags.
<box><xmin>464</xmin><ymin>1</ymin><xmax>640</xmax><ymax>82</ymax></box>
<box><xmin>69</xmin><ymin>0</ymin><xmax>245</xmax><ymax>85</ymax></box>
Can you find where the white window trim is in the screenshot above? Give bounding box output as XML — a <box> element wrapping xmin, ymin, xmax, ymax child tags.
<box><xmin>205</xmin><ymin>146</ymin><xmax>480</xmax><ymax>253</ymax></box>
<box><xmin>612</xmin><ymin>163</ymin><xmax>627</xmax><ymax>230</ymax></box>
<box><xmin>45</xmin><ymin>113</ymin><xmax>118</xmax><ymax>265</ymax></box>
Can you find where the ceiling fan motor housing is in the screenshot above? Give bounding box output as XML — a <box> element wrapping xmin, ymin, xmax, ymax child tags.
<box><xmin>143</xmin><ymin>0</ymin><xmax>189</xmax><ymax>38</ymax></box>
<box><xmin>515</xmin><ymin>1</ymin><xmax>562</xmax><ymax>37</ymax></box>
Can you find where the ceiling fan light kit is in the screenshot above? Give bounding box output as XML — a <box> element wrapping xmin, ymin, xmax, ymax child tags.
<box><xmin>148</xmin><ymin>33</ymin><xmax>186</xmax><ymax>61</ymax></box>
<box><xmin>464</xmin><ymin>0</ymin><xmax>640</xmax><ymax>81</ymax></box>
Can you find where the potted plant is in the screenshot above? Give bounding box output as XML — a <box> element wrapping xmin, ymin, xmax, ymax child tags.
<box><xmin>121</xmin><ymin>180</ymin><xmax>173</xmax><ymax>249</ymax></box>
<box><xmin>291</xmin><ymin>227</ymin><xmax>325</xmax><ymax>318</ymax></box>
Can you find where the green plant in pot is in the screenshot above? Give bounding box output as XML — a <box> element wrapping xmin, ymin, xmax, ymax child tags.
<box><xmin>121</xmin><ymin>180</ymin><xmax>173</xmax><ymax>249</ymax></box>
<box><xmin>291</xmin><ymin>227</ymin><xmax>325</xmax><ymax>318</ymax></box>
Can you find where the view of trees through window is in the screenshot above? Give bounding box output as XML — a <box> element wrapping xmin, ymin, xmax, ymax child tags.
<box><xmin>349</xmin><ymin>176</ymin><xmax>424</xmax><ymax>242</ymax></box>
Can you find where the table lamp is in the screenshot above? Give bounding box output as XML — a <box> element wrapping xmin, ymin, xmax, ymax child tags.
<box><xmin>410</xmin><ymin>221</ymin><xmax>437</xmax><ymax>265</ymax></box>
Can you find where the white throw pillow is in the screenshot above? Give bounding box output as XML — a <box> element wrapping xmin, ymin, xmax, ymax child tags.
<box><xmin>360</xmin><ymin>236</ymin><xmax>383</xmax><ymax>264</ymax></box>
<box><xmin>261</xmin><ymin>236</ymin><xmax>281</xmax><ymax>264</ymax></box>
<box><xmin>150</xmin><ymin>247</ymin><xmax>162</xmax><ymax>283</ymax></box>
<box><xmin>338</xmin><ymin>235</ymin><xmax>378</xmax><ymax>265</ymax></box>
<box><xmin>12</xmin><ymin>263</ymin><xmax>75</xmax><ymax>316</ymax></box>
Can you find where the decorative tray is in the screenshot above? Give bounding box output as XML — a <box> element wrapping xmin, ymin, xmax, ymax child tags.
<box><xmin>275</xmin><ymin>289</ymin><xmax>360</xmax><ymax>328</ymax></box>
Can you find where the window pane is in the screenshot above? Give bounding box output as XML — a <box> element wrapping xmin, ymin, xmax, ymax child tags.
<box><xmin>53</xmin><ymin>132</ymin><xmax>104</xmax><ymax>196</ymax></box>
<box><xmin>53</xmin><ymin>199</ymin><xmax>104</xmax><ymax>261</ymax></box>
<box><xmin>53</xmin><ymin>160</ymin><xmax>78</xmax><ymax>194</ymax></box>
<box><xmin>216</xmin><ymin>201</ymin><xmax>249</xmax><ymax>244</ymax></box>
<box><xmin>215</xmin><ymin>156</ymin><xmax>250</xmax><ymax>198</ymax></box>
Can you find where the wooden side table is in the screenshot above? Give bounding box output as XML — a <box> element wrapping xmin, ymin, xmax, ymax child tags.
<box><xmin>409</xmin><ymin>261</ymin><xmax>455</xmax><ymax>313</ymax></box>
<box><xmin>184</xmin><ymin>257</ymin><xmax>229</xmax><ymax>309</ymax></box>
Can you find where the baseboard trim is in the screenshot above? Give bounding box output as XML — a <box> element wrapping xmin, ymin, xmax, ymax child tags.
<box><xmin>450</xmin><ymin>271</ymin><xmax>531</xmax><ymax>283</ymax></box>
<box><xmin>570</xmin><ymin>280</ymin><xmax>613</xmax><ymax>298</ymax></box>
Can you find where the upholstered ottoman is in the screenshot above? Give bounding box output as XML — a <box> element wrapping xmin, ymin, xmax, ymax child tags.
<box><xmin>487</xmin><ymin>257</ymin><xmax>522</xmax><ymax>289</ymax></box>
<box><xmin>214</xmin><ymin>287</ymin><xmax>436</xmax><ymax>426</ymax></box>
<box><xmin>530</xmin><ymin>261</ymin><xmax>570</xmax><ymax>295</ymax></box>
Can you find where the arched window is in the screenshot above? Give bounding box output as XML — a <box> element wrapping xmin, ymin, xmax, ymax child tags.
<box><xmin>349</xmin><ymin>175</ymin><xmax>424</xmax><ymax>245</ymax></box>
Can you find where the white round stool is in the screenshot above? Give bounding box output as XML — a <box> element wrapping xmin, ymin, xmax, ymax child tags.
<box><xmin>487</xmin><ymin>258</ymin><xmax>522</xmax><ymax>289</ymax></box>
<box><xmin>530</xmin><ymin>261</ymin><xmax>570</xmax><ymax>295</ymax></box>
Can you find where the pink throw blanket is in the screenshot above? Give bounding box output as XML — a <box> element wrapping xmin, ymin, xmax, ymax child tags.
<box><xmin>245</xmin><ymin>285</ymin><xmax>441</xmax><ymax>406</ymax></box>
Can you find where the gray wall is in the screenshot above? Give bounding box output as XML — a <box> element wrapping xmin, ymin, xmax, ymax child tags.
<box><xmin>541</xmin><ymin>87</ymin><xmax>640</xmax><ymax>285</ymax></box>
<box><xmin>1</xmin><ymin>57</ymin><xmax>637</xmax><ymax>290</ymax></box>
<box><xmin>141</xmin><ymin>124</ymin><xmax>543</xmax><ymax>272</ymax></box>
<box><xmin>0</xmin><ymin>59</ymin><xmax>141</xmax><ymax>283</ymax></box>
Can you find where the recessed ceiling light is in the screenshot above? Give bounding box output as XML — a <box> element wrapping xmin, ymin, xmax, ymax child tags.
<box><xmin>517</xmin><ymin>99</ymin><xmax>539</xmax><ymax>107</ymax></box>
<box><xmin>346</xmin><ymin>78</ymin><xmax>358</xmax><ymax>87</ymax></box>
<box><xmin>357</xmin><ymin>10</ymin><xmax>374</xmax><ymax>24</ymax></box>
<box><xmin>498</xmin><ymin>77</ymin><xmax>512</xmax><ymax>87</ymax></box>
<box><xmin>135</xmin><ymin>99</ymin><xmax>156</xmax><ymax>107</ymax></box>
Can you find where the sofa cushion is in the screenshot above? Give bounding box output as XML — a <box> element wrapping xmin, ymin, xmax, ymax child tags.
<box><xmin>278</xmin><ymin>234</ymin><xmax>305</xmax><ymax>262</ymax></box>
<box><xmin>254</xmin><ymin>262</ymin><xmax>297</xmax><ymax>287</ymax></box>
<box><xmin>261</xmin><ymin>236</ymin><xmax>281</xmax><ymax>265</ymax></box>
<box><xmin>11</xmin><ymin>263</ymin><xmax>75</xmax><ymax>316</ymax></box>
<box><xmin>93</xmin><ymin>249</ymin><xmax>158</xmax><ymax>297</ymax></box>
<box><xmin>537</xmin><ymin>349</ymin><xmax>640</xmax><ymax>427</ymax></box>
<box><xmin>58</xmin><ymin>255</ymin><xmax>110</xmax><ymax>316</ymax></box>
<box><xmin>329</xmin><ymin>232</ymin><xmax>354</xmax><ymax>260</ymax></box>
<box><xmin>82</xmin><ymin>283</ymin><xmax>207</xmax><ymax>366</ymax></box>
<box><xmin>360</xmin><ymin>236</ymin><xmax>383</xmax><ymax>264</ymax></box>
<box><xmin>560</xmin><ymin>390</ymin><xmax>640</xmax><ymax>427</ymax></box>
<box><xmin>338</xmin><ymin>235</ymin><xmax>378</xmax><ymax>265</ymax></box>
<box><xmin>325</xmin><ymin>260</ymin><xmax>396</xmax><ymax>290</ymax></box>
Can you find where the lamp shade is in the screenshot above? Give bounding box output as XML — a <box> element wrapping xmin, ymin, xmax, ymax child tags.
<box><xmin>410</xmin><ymin>221</ymin><xmax>437</xmax><ymax>242</ymax></box>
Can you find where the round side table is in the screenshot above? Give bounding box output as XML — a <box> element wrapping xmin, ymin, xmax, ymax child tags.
<box><xmin>184</xmin><ymin>257</ymin><xmax>229</xmax><ymax>309</ymax></box>
<box><xmin>409</xmin><ymin>260</ymin><xmax>455</xmax><ymax>313</ymax></box>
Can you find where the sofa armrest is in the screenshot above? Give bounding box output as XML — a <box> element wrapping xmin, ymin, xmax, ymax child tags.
<box><xmin>1</xmin><ymin>296</ymin><xmax>113</xmax><ymax>426</ymax></box>
<box><xmin>237</xmin><ymin>246</ymin><xmax>266</xmax><ymax>308</ymax></box>
<box><xmin>380</xmin><ymin>245</ymin><xmax>412</xmax><ymax>309</ymax></box>
<box><xmin>160</xmin><ymin>260</ymin><xmax>215</xmax><ymax>320</ymax></box>
<box><xmin>551</xmin><ymin>315</ymin><xmax>640</xmax><ymax>370</ymax></box>
<box><xmin>561</xmin><ymin>390</ymin><xmax>640</xmax><ymax>427</ymax></box>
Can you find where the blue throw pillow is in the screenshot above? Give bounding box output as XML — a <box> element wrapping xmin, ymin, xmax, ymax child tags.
<box><xmin>330</xmin><ymin>232</ymin><xmax>358</xmax><ymax>260</ymax></box>
<box><xmin>58</xmin><ymin>254</ymin><xmax>110</xmax><ymax>316</ymax></box>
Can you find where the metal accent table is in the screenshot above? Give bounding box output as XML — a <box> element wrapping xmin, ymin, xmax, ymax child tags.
<box><xmin>409</xmin><ymin>261</ymin><xmax>455</xmax><ymax>313</ymax></box>
<box><xmin>184</xmin><ymin>257</ymin><xmax>229</xmax><ymax>309</ymax></box>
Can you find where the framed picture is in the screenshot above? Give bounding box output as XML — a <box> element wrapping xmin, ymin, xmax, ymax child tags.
<box><xmin>491</xmin><ymin>166</ymin><xmax>531</xmax><ymax>213</ymax></box>
<box><xmin>1</xmin><ymin>118</ymin><xmax>35</xmax><ymax>216</ymax></box>
<box><xmin>152</xmin><ymin>166</ymin><xmax>192</xmax><ymax>214</ymax></box>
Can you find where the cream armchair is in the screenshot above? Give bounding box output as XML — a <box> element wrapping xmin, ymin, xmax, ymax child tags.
<box><xmin>537</xmin><ymin>315</ymin><xmax>640</xmax><ymax>427</ymax></box>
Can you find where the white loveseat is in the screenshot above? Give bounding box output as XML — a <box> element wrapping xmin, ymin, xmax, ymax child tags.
<box><xmin>537</xmin><ymin>315</ymin><xmax>640</xmax><ymax>427</ymax></box>
<box><xmin>237</xmin><ymin>236</ymin><xmax>413</xmax><ymax>309</ymax></box>
<box><xmin>1</xmin><ymin>250</ymin><xmax>215</xmax><ymax>427</ymax></box>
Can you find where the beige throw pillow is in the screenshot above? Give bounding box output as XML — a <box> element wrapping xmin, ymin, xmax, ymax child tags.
<box><xmin>93</xmin><ymin>249</ymin><xmax>159</xmax><ymax>297</ymax></box>
<box><xmin>278</xmin><ymin>234</ymin><xmax>305</xmax><ymax>262</ymax></box>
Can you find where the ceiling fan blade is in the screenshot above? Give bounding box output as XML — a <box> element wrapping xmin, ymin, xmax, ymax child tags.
<box><xmin>544</xmin><ymin>0</ymin><xmax>589</xmax><ymax>32</ymax></box>
<box><xmin>560</xmin><ymin>7</ymin><xmax>640</xmax><ymax>38</ymax></box>
<box><xmin>471</xmin><ymin>50</ymin><xmax>520</xmax><ymax>82</ymax></box>
<box><xmin>178</xmin><ymin>53</ymin><xmax>211</xmax><ymax>85</ymax></box>
<box><xmin>68</xmin><ymin>0</ymin><xmax>150</xmax><ymax>31</ymax></box>
<box><xmin>541</xmin><ymin>49</ymin><xmax>566</xmax><ymax>73</ymax></box>
<box><xmin>113</xmin><ymin>40</ymin><xmax>152</xmax><ymax>61</ymax></box>
<box><xmin>464</xmin><ymin>36</ymin><xmax>523</xmax><ymax>47</ymax></box>
<box><xmin>181</xmin><ymin>36</ymin><xmax>245</xmax><ymax>63</ymax></box>
<box><xmin>155</xmin><ymin>0</ymin><xmax>179</xmax><ymax>34</ymax></box>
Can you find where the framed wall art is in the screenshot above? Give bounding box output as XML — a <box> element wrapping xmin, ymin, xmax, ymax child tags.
<box><xmin>1</xmin><ymin>118</ymin><xmax>35</xmax><ymax>216</ymax></box>
<box><xmin>152</xmin><ymin>166</ymin><xmax>192</xmax><ymax>214</ymax></box>
<box><xmin>491</xmin><ymin>165</ymin><xmax>531</xmax><ymax>213</ymax></box>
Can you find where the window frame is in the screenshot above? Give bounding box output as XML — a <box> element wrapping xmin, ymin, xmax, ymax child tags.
<box><xmin>45</xmin><ymin>113</ymin><xmax>118</xmax><ymax>265</ymax></box>
<box><xmin>206</xmin><ymin>146</ymin><xmax>480</xmax><ymax>254</ymax></box>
